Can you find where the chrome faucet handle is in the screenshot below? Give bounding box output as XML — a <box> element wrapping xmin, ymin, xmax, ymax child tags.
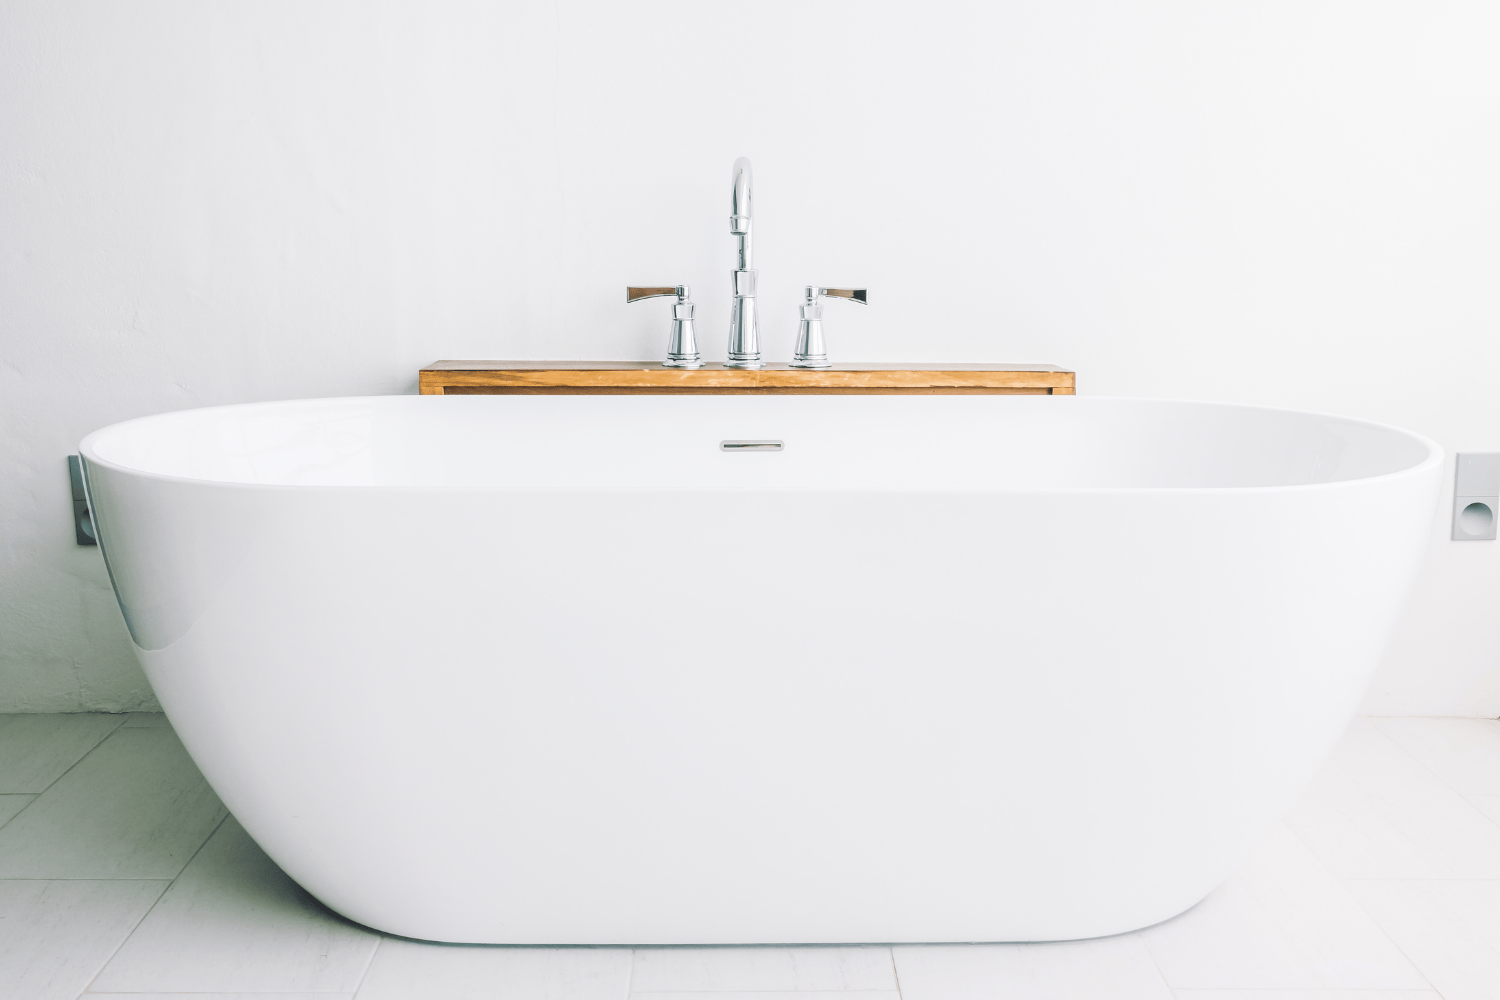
<box><xmin>626</xmin><ymin>285</ymin><xmax>683</xmax><ymax>302</ymax></box>
<box><xmin>627</xmin><ymin>285</ymin><xmax>703</xmax><ymax>368</ymax></box>
<box><xmin>790</xmin><ymin>286</ymin><xmax>868</xmax><ymax>369</ymax></box>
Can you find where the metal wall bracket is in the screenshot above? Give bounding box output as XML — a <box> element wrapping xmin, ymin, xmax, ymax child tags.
<box><xmin>68</xmin><ymin>455</ymin><xmax>97</xmax><ymax>545</ymax></box>
<box><xmin>1453</xmin><ymin>453</ymin><xmax>1499</xmax><ymax>541</ymax></box>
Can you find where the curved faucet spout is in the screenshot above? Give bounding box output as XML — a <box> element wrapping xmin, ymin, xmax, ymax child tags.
<box><xmin>725</xmin><ymin>156</ymin><xmax>761</xmax><ymax>367</ymax></box>
<box><xmin>730</xmin><ymin>157</ymin><xmax>753</xmax><ymax>269</ymax></box>
<box><xmin>731</xmin><ymin>158</ymin><xmax>752</xmax><ymax>229</ymax></box>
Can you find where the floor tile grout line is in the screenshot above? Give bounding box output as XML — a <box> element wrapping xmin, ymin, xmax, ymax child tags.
<box><xmin>0</xmin><ymin>793</ymin><xmax>38</xmax><ymax>835</ymax></box>
<box><xmin>1280</xmin><ymin>810</ymin><xmax>1440</xmax><ymax>993</ymax></box>
<box><xmin>1462</xmin><ymin>791</ymin><xmax>1500</xmax><ymax>836</ymax></box>
<box><xmin>1299</xmin><ymin>716</ymin><xmax>1500</xmax><ymax>868</ymax></box>
<box><xmin>10</xmin><ymin>714</ymin><xmax>1477</xmax><ymax>998</ymax></box>
<box><xmin>41</xmin><ymin>877</ymin><xmax>170</xmax><ymax>1000</ymax></box>
<box><xmin>1367</xmin><ymin>716</ymin><xmax>1500</xmax><ymax>799</ymax></box>
<box><xmin>1365</xmin><ymin>717</ymin><xmax>1500</xmax><ymax>840</ymax></box>
<box><xmin>1163</xmin><ymin>995</ymin><xmax>1444</xmax><ymax>998</ymax></box>
<box><xmin>1133</xmin><ymin>929</ymin><xmax>1176</xmax><ymax>995</ymax></box>
<box><xmin>0</xmin><ymin>712</ymin><xmax>127</xmax><ymax>798</ymax></box>
<box><xmin>348</xmin><ymin>932</ymin><xmax>387</xmax><ymax>998</ymax></box>
<box><xmin>79</xmin><ymin>810</ymin><xmax>231</xmax><ymax>995</ymax></box>
<box><xmin>0</xmin><ymin>877</ymin><xmax>203</xmax><ymax>882</ymax></box>
<box><xmin>1461</xmin><ymin>790</ymin><xmax>1500</xmax><ymax>832</ymax></box>
<box><xmin>1343</xmin><ymin>876</ymin><xmax>1500</xmax><ymax>881</ymax></box>
<box><xmin>886</xmin><ymin>945</ymin><xmax>903</xmax><ymax>1000</ymax></box>
<box><xmin>1365</xmin><ymin>714</ymin><xmax>1500</xmax><ymax>719</ymax></box>
<box><xmin>0</xmin><ymin>715</ymin><xmax>130</xmax><ymax>837</ymax></box>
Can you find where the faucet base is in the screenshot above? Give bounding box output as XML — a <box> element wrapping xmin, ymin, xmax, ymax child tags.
<box><xmin>788</xmin><ymin>356</ymin><xmax>831</xmax><ymax>369</ymax></box>
<box><xmin>662</xmin><ymin>358</ymin><xmax>705</xmax><ymax>369</ymax></box>
<box><xmin>724</xmin><ymin>358</ymin><xmax>766</xmax><ymax>369</ymax></box>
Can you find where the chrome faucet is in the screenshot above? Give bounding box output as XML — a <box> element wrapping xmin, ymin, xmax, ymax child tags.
<box><xmin>725</xmin><ymin>157</ymin><xmax>762</xmax><ymax>367</ymax></box>
<box><xmin>790</xmin><ymin>287</ymin><xmax>868</xmax><ymax>368</ymax></box>
<box><xmin>626</xmin><ymin>285</ymin><xmax>701</xmax><ymax>367</ymax></box>
<box><xmin>629</xmin><ymin>158</ymin><xmax>868</xmax><ymax>368</ymax></box>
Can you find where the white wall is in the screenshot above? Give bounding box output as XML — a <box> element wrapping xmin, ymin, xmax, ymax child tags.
<box><xmin>1</xmin><ymin>1</ymin><xmax>1496</xmax><ymax>714</ymax></box>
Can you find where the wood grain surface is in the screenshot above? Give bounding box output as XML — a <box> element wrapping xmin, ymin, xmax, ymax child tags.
<box><xmin>419</xmin><ymin>362</ymin><xmax>1076</xmax><ymax>395</ymax></box>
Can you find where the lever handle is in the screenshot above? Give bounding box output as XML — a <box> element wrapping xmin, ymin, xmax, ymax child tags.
<box><xmin>792</xmin><ymin>286</ymin><xmax>869</xmax><ymax>369</ymax></box>
<box><xmin>626</xmin><ymin>285</ymin><xmax>701</xmax><ymax>368</ymax></box>
<box><xmin>811</xmin><ymin>287</ymin><xmax>867</xmax><ymax>304</ymax></box>
<box><xmin>627</xmin><ymin>285</ymin><xmax>687</xmax><ymax>303</ymax></box>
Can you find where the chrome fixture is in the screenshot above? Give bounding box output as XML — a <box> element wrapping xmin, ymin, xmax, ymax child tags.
<box><xmin>627</xmin><ymin>285</ymin><xmax>702</xmax><ymax>368</ymax></box>
<box><xmin>1454</xmin><ymin>453</ymin><xmax>1500</xmax><ymax>541</ymax></box>
<box><xmin>725</xmin><ymin>157</ymin><xmax>762</xmax><ymax>368</ymax></box>
<box><xmin>790</xmin><ymin>287</ymin><xmax>868</xmax><ymax>368</ymax></box>
<box><xmin>720</xmin><ymin>440</ymin><xmax>784</xmax><ymax>452</ymax></box>
<box><xmin>67</xmin><ymin>455</ymin><xmax>97</xmax><ymax>546</ymax></box>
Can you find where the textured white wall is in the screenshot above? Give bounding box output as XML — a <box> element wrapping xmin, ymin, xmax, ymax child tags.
<box><xmin>1</xmin><ymin>1</ymin><xmax>1497</xmax><ymax>713</ymax></box>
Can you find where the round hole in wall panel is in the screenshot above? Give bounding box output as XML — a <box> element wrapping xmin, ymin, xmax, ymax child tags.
<box><xmin>1461</xmin><ymin>501</ymin><xmax>1494</xmax><ymax>536</ymax></box>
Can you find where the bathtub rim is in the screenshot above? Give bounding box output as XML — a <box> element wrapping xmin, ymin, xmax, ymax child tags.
<box><xmin>78</xmin><ymin>393</ymin><xmax>1445</xmax><ymax>497</ymax></box>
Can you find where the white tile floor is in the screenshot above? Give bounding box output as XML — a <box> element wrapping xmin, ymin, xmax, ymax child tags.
<box><xmin>2</xmin><ymin>715</ymin><xmax>1499</xmax><ymax>1000</ymax></box>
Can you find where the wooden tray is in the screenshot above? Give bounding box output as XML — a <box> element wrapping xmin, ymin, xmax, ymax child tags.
<box><xmin>420</xmin><ymin>361</ymin><xmax>1075</xmax><ymax>395</ymax></box>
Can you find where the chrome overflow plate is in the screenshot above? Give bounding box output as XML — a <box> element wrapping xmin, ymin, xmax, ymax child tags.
<box><xmin>720</xmin><ymin>440</ymin><xmax>784</xmax><ymax>452</ymax></box>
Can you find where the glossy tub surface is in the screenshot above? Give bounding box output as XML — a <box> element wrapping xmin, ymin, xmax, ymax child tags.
<box><xmin>80</xmin><ymin>394</ymin><xmax>1442</xmax><ymax>944</ymax></box>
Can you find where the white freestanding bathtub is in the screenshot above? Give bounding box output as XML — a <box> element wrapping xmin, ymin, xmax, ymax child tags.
<box><xmin>80</xmin><ymin>394</ymin><xmax>1441</xmax><ymax>945</ymax></box>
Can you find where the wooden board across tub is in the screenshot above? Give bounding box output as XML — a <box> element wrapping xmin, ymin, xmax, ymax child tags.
<box><xmin>419</xmin><ymin>361</ymin><xmax>1076</xmax><ymax>395</ymax></box>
